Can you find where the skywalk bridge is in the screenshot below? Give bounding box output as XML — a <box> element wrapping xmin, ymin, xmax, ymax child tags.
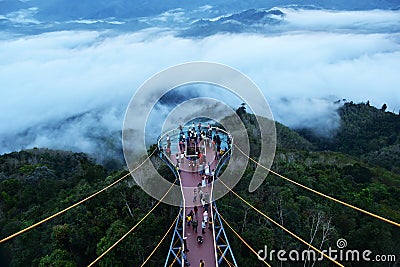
<box><xmin>158</xmin><ymin>125</ymin><xmax>236</xmax><ymax>267</ymax></box>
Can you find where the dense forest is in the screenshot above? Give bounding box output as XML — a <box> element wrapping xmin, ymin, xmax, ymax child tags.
<box><xmin>0</xmin><ymin>150</ymin><xmax>177</xmax><ymax>266</ymax></box>
<box><xmin>0</xmin><ymin>102</ymin><xmax>399</xmax><ymax>266</ymax></box>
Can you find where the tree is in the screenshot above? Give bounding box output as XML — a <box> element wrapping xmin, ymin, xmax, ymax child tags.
<box><xmin>236</xmin><ymin>103</ymin><xmax>247</xmax><ymax>116</ymax></box>
<box><xmin>39</xmin><ymin>249</ymin><xmax>76</xmax><ymax>267</ymax></box>
<box><xmin>52</xmin><ymin>224</ymin><xmax>71</xmax><ymax>250</ymax></box>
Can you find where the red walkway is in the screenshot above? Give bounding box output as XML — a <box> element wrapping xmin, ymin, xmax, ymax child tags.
<box><xmin>176</xmin><ymin>142</ymin><xmax>218</xmax><ymax>267</ymax></box>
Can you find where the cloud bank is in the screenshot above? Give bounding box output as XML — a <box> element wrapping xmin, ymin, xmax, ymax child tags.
<box><xmin>0</xmin><ymin>8</ymin><xmax>399</xmax><ymax>159</ymax></box>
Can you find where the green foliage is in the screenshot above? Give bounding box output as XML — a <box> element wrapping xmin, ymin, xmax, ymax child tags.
<box><xmin>217</xmin><ymin>105</ymin><xmax>400</xmax><ymax>266</ymax></box>
<box><xmin>218</xmin><ymin>152</ymin><xmax>400</xmax><ymax>266</ymax></box>
<box><xmin>39</xmin><ymin>249</ymin><xmax>76</xmax><ymax>267</ymax></box>
<box><xmin>0</xmin><ymin>102</ymin><xmax>399</xmax><ymax>266</ymax></box>
<box><xmin>0</xmin><ymin>150</ymin><xmax>177</xmax><ymax>267</ymax></box>
<box><xmin>275</xmin><ymin>122</ymin><xmax>315</xmax><ymax>151</ymax></box>
<box><xmin>341</xmin><ymin>163</ymin><xmax>372</xmax><ymax>183</ymax></box>
<box><xmin>297</xmin><ymin>102</ymin><xmax>400</xmax><ymax>173</ymax></box>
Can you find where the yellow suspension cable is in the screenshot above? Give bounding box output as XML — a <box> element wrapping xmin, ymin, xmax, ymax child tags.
<box><xmin>0</xmin><ymin>150</ymin><xmax>156</xmax><ymax>244</ymax></box>
<box><xmin>216</xmin><ymin>245</ymin><xmax>236</xmax><ymax>267</ymax></box>
<box><xmin>218</xmin><ymin>213</ymin><xmax>271</xmax><ymax>267</ymax></box>
<box><xmin>169</xmin><ymin>247</ymin><xmax>182</xmax><ymax>267</ymax></box>
<box><xmin>141</xmin><ymin>210</ymin><xmax>181</xmax><ymax>267</ymax></box>
<box><xmin>87</xmin><ymin>177</ymin><xmax>178</xmax><ymax>267</ymax></box>
<box><xmin>215</xmin><ymin>216</ymin><xmax>236</xmax><ymax>266</ymax></box>
<box><xmin>218</xmin><ymin>178</ymin><xmax>344</xmax><ymax>267</ymax></box>
<box><xmin>235</xmin><ymin>144</ymin><xmax>400</xmax><ymax>227</ymax></box>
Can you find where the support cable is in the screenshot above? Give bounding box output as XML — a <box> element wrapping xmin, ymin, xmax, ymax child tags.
<box><xmin>218</xmin><ymin>213</ymin><xmax>271</xmax><ymax>267</ymax></box>
<box><xmin>235</xmin><ymin>144</ymin><xmax>400</xmax><ymax>228</ymax></box>
<box><xmin>141</xmin><ymin>210</ymin><xmax>181</xmax><ymax>267</ymax></box>
<box><xmin>87</xmin><ymin>177</ymin><xmax>178</xmax><ymax>267</ymax></box>
<box><xmin>216</xmin><ymin>245</ymin><xmax>236</xmax><ymax>267</ymax></box>
<box><xmin>0</xmin><ymin>150</ymin><xmax>157</xmax><ymax>244</ymax></box>
<box><xmin>169</xmin><ymin>248</ymin><xmax>182</xmax><ymax>267</ymax></box>
<box><xmin>219</xmin><ymin>178</ymin><xmax>344</xmax><ymax>267</ymax></box>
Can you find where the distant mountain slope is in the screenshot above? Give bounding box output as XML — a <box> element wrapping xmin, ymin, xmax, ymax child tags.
<box><xmin>297</xmin><ymin>102</ymin><xmax>400</xmax><ymax>173</ymax></box>
<box><xmin>181</xmin><ymin>8</ymin><xmax>285</xmax><ymax>37</ymax></box>
<box><xmin>0</xmin><ymin>148</ymin><xmax>91</xmax><ymax>180</ymax></box>
<box><xmin>1</xmin><ymin>0</ymin><xmax>399</xmax><ymax>29</ymax></box>
<box><xmin>362</xmin><ymin>144</ymin><xmax>400</xmax><ymax>174</ymax></box>
<box><xmin>2</xmin><ymin>0</ymin><xmax>398</xmax><ymax>19</ymax></box>
<box><xmin>236</xmin><ymin>106</ymin><xmax>315</xmax><ymax>152</ymax></box>
<box><xmin>275</xmin><ymin>121</ymin><xmax>315</xmax><ymax>151</ymax></box>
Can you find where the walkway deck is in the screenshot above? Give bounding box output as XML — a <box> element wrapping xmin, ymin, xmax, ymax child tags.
<box><xmin>173</xmin><ymin>142</ymin><xmax>218</xmax><ymax>267</ymax></box>
<box><xmin>160</xmin><ymin>126</ymin><xmax>231</xmax><ymax>267</ymax></box>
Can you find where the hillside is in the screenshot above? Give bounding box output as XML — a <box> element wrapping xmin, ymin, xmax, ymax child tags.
<box><xmin>226</xmin><ymin>106</ymin><xmax>400</xmax><ymax>266</ymax></box>
<box><xmin>0</xmin><ymin>149</ymin><xmax>176</xmax><ymax>266</ymax></box>
<box><xmin>296</xmin><ymin>102</ymin><xmax>400</xmax><ymax>173</ymax></box>
<box><xmin>0</xmin><ymin>103</ymin><xmax>399</xmax><ymax>266</ymax></box>
<box><xmin>219</xmin><ymin>147</ymin><xmax>400</xmax><ymax>266</ymax></box>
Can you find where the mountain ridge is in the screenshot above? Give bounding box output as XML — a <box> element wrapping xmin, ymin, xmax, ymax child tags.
<box><xmin>295</xmin><ymin>101</ymin><xmax>400</xmax><ymax>173</ymax></box>
<box><xmin>1</xmin><ymin>102</ymin><xmax>399</xmax><ymax>266</ymax></box>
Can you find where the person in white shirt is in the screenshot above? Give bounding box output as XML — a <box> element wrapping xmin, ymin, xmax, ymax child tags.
<box><xmin>201</xmin><ymin>220</ymin><xmax>206</xmax><ymax>234</ymax></box>
<box><xmin>203</xmin><ymin>210</ymin><xmax>208</xmax><ymax>222</ymax></box>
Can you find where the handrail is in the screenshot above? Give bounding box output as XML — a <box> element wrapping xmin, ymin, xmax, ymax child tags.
<box><xmin>158</xmin><ymin>125</ymin><xmax>232</xmax><ymax>267</ymax></box>
<box><xmin>158</xmin><ymin>125</ymin><xmax>231</xmax><ymax>151</ymax></box>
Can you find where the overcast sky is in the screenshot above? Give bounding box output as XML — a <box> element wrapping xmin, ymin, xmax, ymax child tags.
<box><xmin>0</xmin><ymin>8</ymin><xmax>399</xmax><ymax>155</ymax></box>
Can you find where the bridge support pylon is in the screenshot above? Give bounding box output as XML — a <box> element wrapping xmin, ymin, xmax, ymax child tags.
<box><xmin>164</xmin><ymin>207</ymin><xmax>184</xmax><ymax>267</ymax></box>
<box><xmin>213</xmin><ymin>203</ymin><xmax>238</xmax><ymax>266</ymax></box>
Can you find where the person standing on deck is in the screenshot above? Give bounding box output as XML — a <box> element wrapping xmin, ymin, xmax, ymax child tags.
<box><xmin>204</xmin><ymin>192</ymin><xmax>209</xmax><ymax>204</ymax></box>
<box><xmin>206</xmin><ymin>125</ymin><xmax>212</xmax><ymax>147</ymax></box>
<box><xmin>192</xmin><ymin>219</ymin><xmax>198</xmax><ymax>233</ymax></box>
<box><xmin>197</xmin><ymin>152</ymin><xmax>202</xmax><ymax>169</ymax></box>
<box><xmin>198</xmin><ymin>162</ymin><xmax>204</xmax><ymax>176</ymax></box>
<box><xmin>183</xmin><ymin>236</ymin><xmax>189</xmax><ymax>252</ymax></box>
<box><xmin>199</xmin><ymin>188</ymin><xmax>203</xmax><ymax>201</ymax></box>
<box><xmin>193</xmin><ymin>188</ymin><xmax>197</xmax><ymax>203</ymax></box>
<box><xmin>200</xmin><ymin>259</ymin><xmax>205</xmax><ymax>267</ymax></box>
<box><xmin>195</xmin><ymin>131</ymin><xmax>199</xmax><ymax>145</ymax></box>
<box><xmin>201</xmin><ymin>198</ymin><xmax>206</xmax><ymax>209</ymax></box>
<box><xmin>166</xmin><ymin>134</ymin><xmax>171</xmax><ymax>148</ymax></box>
<box><xmin>203</xmin><ymin>210</ymin><xmax>208</xmax><ymax>223</ymax></box>
<box><xmin>186</xmin><ymin>214</ymin><xmax>192</xmax><ymax>226</ymax></box>
<box><xmin>213</xmin><ymin>141</ymin><xmax>218</xmax><ymax>160</ymax></box>
<box><xmin>201</xmin><ymin>176</ymin><xmax>207</xmax><ymax>188</ymax></box>
<box><xmin>201</xmin><ymin>220</ymin><xmax>206</xmax><ymax>234</ymax></box>
<box><xmin>204</xmin><ymin>163</ymin><xmax>210</xmax><ymax>177</ymax></box>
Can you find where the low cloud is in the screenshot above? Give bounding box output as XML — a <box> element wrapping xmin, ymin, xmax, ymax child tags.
<box><xmin>0</xmin><ymin>8</ymin><xmax>399</xmax><ymax>158</ymax></box>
